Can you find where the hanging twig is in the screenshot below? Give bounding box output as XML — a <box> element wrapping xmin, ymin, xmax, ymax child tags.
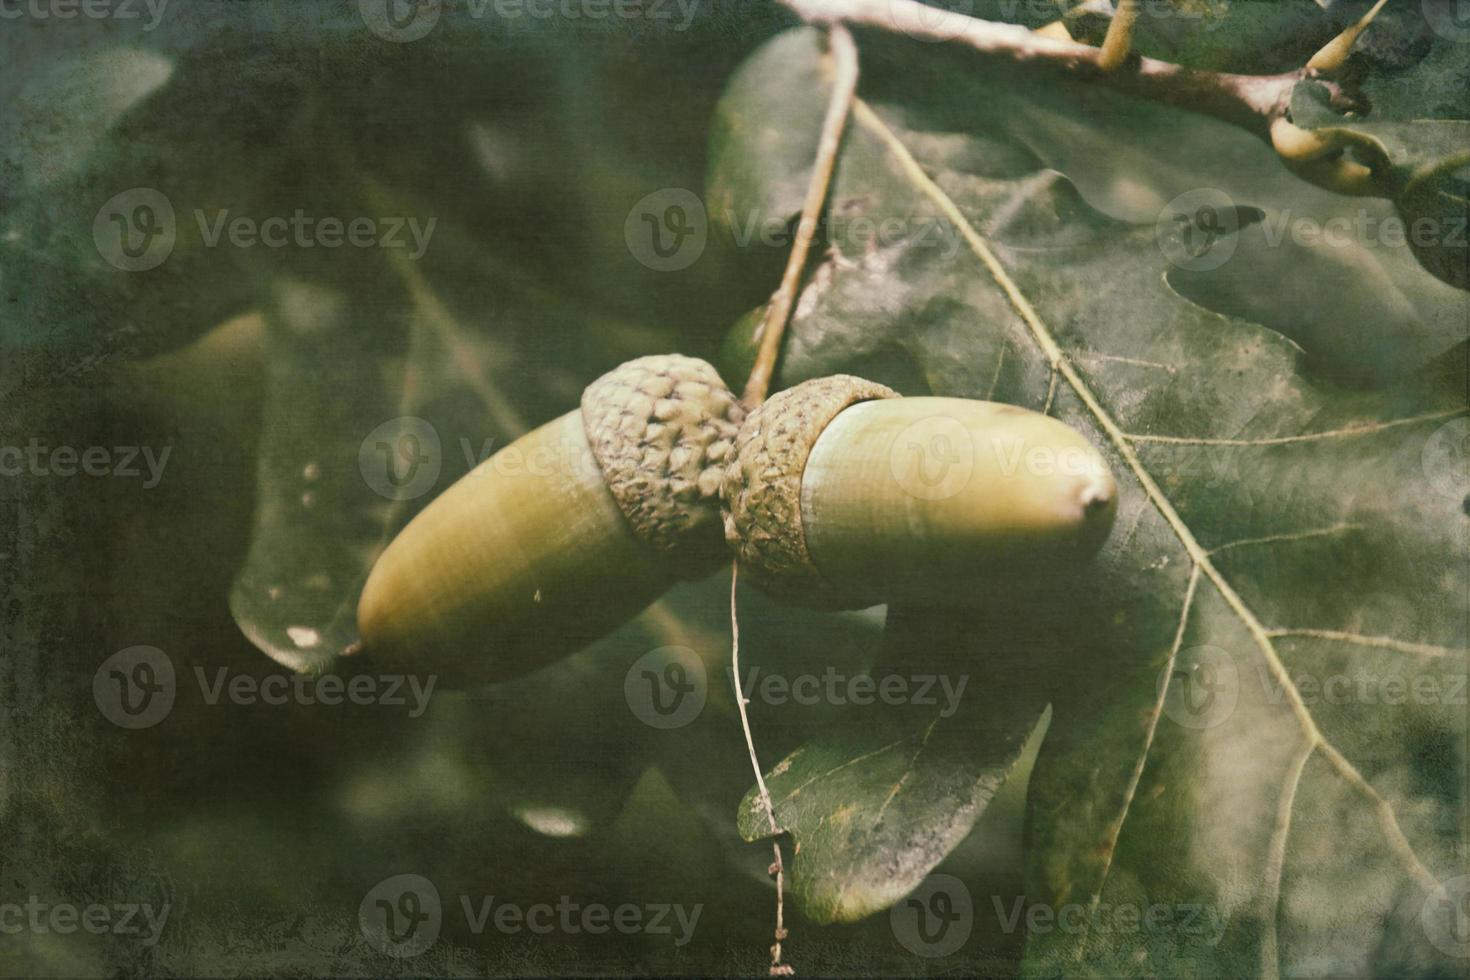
<box><xmin>730</xmin><ymin>563</ymin><xmax>793</xmax><ymax>976</ymax></box>
<box><xmin>742</xmin><ymin>22</ymin><xmax>861</xmax><ymax>408</ymax></box>
<box><xmin>734</xmin><ymin>25</ymin><xmax>861</xmax><ymax>969</ymax></box>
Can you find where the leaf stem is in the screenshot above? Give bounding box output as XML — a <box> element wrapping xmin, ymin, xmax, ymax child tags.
<box><xmin>742</xmin><ymin>22</ymin><xmax>860</xmax><ymax>408</ymax></box>
<box><xmin>1096</xmin><ymin>0</ymin><xmax>1139</xmax><ymax>73</ymax></box>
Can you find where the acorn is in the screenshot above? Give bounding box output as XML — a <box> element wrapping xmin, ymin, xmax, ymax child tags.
<box><xmin>356</xmin><ymin>354</ymin><xmax>744</xmax><ymax>687</ymax></box>
<box><xmin>721</xmin><ymin>375</ymin><xmax>1117</xmax><ymax>609</ymax></box>
<box><xmin>358</xmin><ymin>361</ymin><xmax>1118</xmax><ymax>686</ymax></box>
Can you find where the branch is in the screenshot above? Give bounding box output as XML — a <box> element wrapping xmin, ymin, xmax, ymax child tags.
<box><xmin>743</xmin><ymin>21</ymin><xmax>861</xmax><ymax>407</ymax></box>
<box><xmin>781</xmin><ymin>0</ymin><xmax>1367</xmax><ymax>141</ymax></box>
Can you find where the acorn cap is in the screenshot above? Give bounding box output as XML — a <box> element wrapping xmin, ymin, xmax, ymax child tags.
<box><xmin>721</xmin><ymin>374</ymin><xmax>900</xmax><ymax>606</ymax></box>
<box><xmin>581</xmin><ymin>354</ymin><xmax>745</xmax><ymax>577</ymax></box>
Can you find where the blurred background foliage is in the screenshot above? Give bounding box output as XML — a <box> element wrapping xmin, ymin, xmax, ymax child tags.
<box><xmin>0</xmin><ymin>1</ymin><xmax>1464</xmax><ymax>975</ymax></box>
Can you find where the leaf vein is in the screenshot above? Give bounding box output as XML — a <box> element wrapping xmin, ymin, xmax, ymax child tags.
<box><xmin>850</xmin><ymin>97</ymin><xmax>1445</xmax><ymax>899</ymax></box>
<box><xmin>1266</xmin><ymin>628</ymin><xmax>1463</xmax><ymax>659</ymax></box>
<box><xmin>1125</xmin><ymin>410</ymin><xmax>1465</xmax><ymax>447</ymax></box>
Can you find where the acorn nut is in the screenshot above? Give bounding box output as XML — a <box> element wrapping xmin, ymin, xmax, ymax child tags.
<box><xmin>356</xmin><ymin>354</ymin><xmax>743</xmax><ymax>687</ymax></box>
<box><xmin>721</xmin><ymin>375</ymin><xmax>1118</xmax><ymax>608</ymax></box>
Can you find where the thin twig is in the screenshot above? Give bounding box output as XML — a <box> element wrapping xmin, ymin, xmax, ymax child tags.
<box><xmin>731</xmin><ymin>563</ymin><xmax>793</xmax><ymax>976</ymax></box>
<box><xmin>781</xmin><ymin>0</ymin><xmax>1366</xmax><ymax>139</ymax></box>
<box><xmin>742</xmin><ymin>22</ymin><xmax>861</xmax><ymax>407</ymax></box>
<box><xmin>1096</xmin><ymin>0</ymin><xmax>1139</xmax><ymax>72</ymax></box>
<box><xmin>733</xmin><ymin>25</ymin><xmax>861</xmax><ymax>971</ymax></box>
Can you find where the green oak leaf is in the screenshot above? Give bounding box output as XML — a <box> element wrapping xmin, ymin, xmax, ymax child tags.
<box><xmin>714</xmin><ymin>27</ymin><xmax>1467</xmax><ymax>976</ymax></box>
<box><xmin>735</xmin><ymin>605</ymin><xmax>1054</xmax><ymax>924</ymax></box>
<box><xmin>1287</xmin><ymin>79</ymin><xmax>1470</xmax><ymax>290</ymax></box>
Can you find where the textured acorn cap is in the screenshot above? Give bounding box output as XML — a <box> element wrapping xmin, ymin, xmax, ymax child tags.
<box><xmin>582</xmin><ymin>354</ymin><xmax>745</xmax><ymax>577</ymax></box>
<box><xmin>721</xmin><ymin>375</ymin><xmax>900</xmax><ymax>605</ymax></box>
